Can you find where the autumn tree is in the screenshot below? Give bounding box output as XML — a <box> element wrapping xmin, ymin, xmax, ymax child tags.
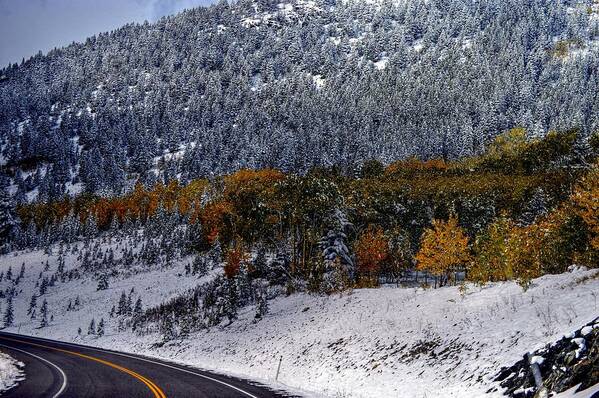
<box><xmin>199</xmin><ymin>200</ymin><xmax>235</xmax><ymax>246</ymax></box>
<box><xmin>505</xmin><ymin>224</ymin><xmax>543</xmax><ymax>289</ymax></box>
<box><xmin>470</xmin><ymin>214</ymin><xmax>513</xmax><ymax>284</ymax></box>
<box><xmin>572</xmin><ymin>164</ymin><xmax>599</xmax><ymax>250</ymax></box>
<box><xmin>223</xmin><ymin>169</ymin><xmax>283</xmax><ymax>244</ymax></box>
<box><xmin>224</xmin><ymin>241</ymin><xmax>248</xmax><ymax>279</ymax></box>
<box><xmin>354</xmin><ymin>225</ymin><xmax>389</xmax><ymax>287</ymax></box>
<box><xmin>385</xmin><ymin>226</ymin><xmax>413</xmax><ymax>284</ymax></box>
<box><xmin>415</xmin><ymin>215</ymin><xmax>471</xmax><ymax>287</ymax></box>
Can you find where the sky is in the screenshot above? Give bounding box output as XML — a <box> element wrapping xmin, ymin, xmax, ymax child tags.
<box><xmin>0</xmin><ymin>0</ymin><xmax>214</xmax><ymax>68</ymax></box>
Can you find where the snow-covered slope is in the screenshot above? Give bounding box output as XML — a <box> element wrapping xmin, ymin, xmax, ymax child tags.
<box><xmin>0</xmin><ymin>351</ymin><xmax>24</xmax><ymax>392</ymax></box>
<box><xmin>0</xmin><ymin>243</ymin><xmax>597</xmax><ymax>397</ymax></box>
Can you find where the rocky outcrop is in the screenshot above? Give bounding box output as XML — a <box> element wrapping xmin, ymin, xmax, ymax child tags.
<box><xmin>495</xmin><ymin>317</ymin><xmax>599</xmax><ymax>397</ymax></box>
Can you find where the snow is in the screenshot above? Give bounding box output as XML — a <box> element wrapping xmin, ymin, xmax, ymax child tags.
<box><xmin>580</xmin><ymin>325</ymin><xmax>593</xmax><ymax>336</ymax></box>
<box><xmin>412</xmin><ymin>40</ymin><xmax>424</xmax><ymax>53</ymax></box>
<box><xmin>530</xmin><ymin>356</ymin><xmax>544</xmax><ymax>365</ymax></box>
<box><xmin>571</xmin><ymin>338</ymin><xmax>586</xmax><ymax>358</ymax></box>
<box><xmin>372</xmin><ymin>56</ymin><xmax>389</xmax><ymax>70</ymax></box>
<box><xmin>149</xmin><ymin>141</ymin><xmax>196</xmax><ymax>176</ymax></box>
<box><xmin>65</xmin><ymin>182</ymin><xmax>83</xmax><ymax>196</ymax></box>
<box><xmin>242</xmin><ymin>0</ymin><xmax>324</xmax><ymax>28</ymax></box>
<box><xmin>0</xmin><ymin>242</ymin><xmax>598</xmax><ymax>398</ymax></box>
<box><xmin>311</xmin><ymin>74</ymin><xmax>326</xmax><ymax>89</ymax></box>
<box><xmin>0</xmin><ymin>351</ymin><xmax>24</xmax><ymax>392</ymax></box>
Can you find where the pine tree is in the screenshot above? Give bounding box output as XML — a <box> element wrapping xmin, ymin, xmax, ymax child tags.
<box><xmin>97</xmin><ymin>318</ymin><xmax>105</xmax><ymax>336</ymax></box>
<box><xmin>3</xmin><ymin>297</ymin><xmax>14</xmax><ymax>327</ymax></box>
<box><xmin>27</xmin><ymin>294</ymin><xmax>37</xmax><ymax>315</ymax></box>
<box><xmin>133</xmin><ymin>298</ymin><xmax>143</xmax><ymax>317</ymax></box>
<box><xmin>117</xmin><ymin>292</ymin><xmax>128</xmax><ymax>315</ymax></box>
<box><xmin>40</xmin><ymin>299</ymin><xmax>49</xmax><ymax>328</ymax></box>
<box><xmin>160</xmin><ymin>312</ymin><xmax>176</xmax><ymax>341</ymax></box>
<box><xmin>222</xmin><ymin>279</ymin><xmax>238</xmax><ymax>325</ymax></box>
<box><xmin>88</xmin><ymin>318</ymin><xmax>96</xmax><ymax>335</ymax></box>
<box><xmin>254</xmin><ymin>284</ymin><xmax>268</xmax><ymax>321</ymax></box>
<box><xmin>0</xmin><ymin>186</ymin><xmax>16</xmax><ymax>253</ymax></box>
<box><xmin>96</xmin><ymin>273</ymin><xmax>109</xmax><ymax>291</ymax></box>
<box><xmin>318</xmin><ymin>210</ymin><xmax>355</xmax><ymax>293</ymax></box>
<box><xmin>39</xmin><ymin>277</ymin><xmax>48</xmax><ymax>295</ymax></box>
<box><xmin>126</xmin><ymin>291</ymin><xmax>133</xmax><ymax>314</ymax></box>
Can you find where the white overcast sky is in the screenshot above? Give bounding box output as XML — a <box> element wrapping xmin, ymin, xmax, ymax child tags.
<box><xmin>0</xmin><ymin>0</ymin><xmax>214</xmax><ymax>68</ymax></box>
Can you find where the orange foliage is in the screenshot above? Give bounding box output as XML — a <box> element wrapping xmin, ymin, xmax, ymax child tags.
<box><xmin>223</xmin><ymin>168</ymin><xmax>284</xmax><ymax>196</ymax></box>
<box><xmin>199</xmin><ymin>200</ymin><xmax>234</xmax><ymax>245</ymax></box>
<box><xmin>224</xmin><ymin>242</ymin><xmax>248</xmax><ymax>279</ymax></box>
<box><xmin>355</xmin><ymin>225</ymin><xmax>389</xmax><ymax>286</ymax></box>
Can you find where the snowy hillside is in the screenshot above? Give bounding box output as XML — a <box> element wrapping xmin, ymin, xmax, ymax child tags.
<box><xmin>0</xmin><ymin>243</ymin><xmax>597</xmax><ymax>397</ymax></box>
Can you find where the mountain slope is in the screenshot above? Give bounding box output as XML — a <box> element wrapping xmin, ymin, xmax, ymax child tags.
<box><xmin>2</xmin><ymin>0</ymin><xmax>599</xmax><ymax>199</ymax></box>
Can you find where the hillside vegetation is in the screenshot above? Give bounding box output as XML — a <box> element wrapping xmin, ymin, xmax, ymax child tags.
<box><xmin>2</xmin><ymin>0</ymin><xmax>599</xmax><ymax>200</ymax></box>
<box><xmin>3</xmin><ymin>129</ymin><xmax>597</xmax><ymax>331</ymax></box>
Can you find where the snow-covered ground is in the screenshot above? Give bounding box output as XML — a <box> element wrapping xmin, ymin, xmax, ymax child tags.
<box><xmin>0</xmin><ymin>245</ymin><xmax>598</xmax><ymax>398</ymax></box>
<box><xmin>0</xmin><ymin>351</ymin><xmax>24</xmax><ymax>392</ymax></box>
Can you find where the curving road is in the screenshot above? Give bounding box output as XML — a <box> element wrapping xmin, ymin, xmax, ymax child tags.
<box><xmin>0</xmin><ymin>332</ymin><xmax>295</xmax><ymax>398</ymax></box>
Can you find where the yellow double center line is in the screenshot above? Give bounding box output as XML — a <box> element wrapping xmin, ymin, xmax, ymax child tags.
<box><xmin>1</xmin><ymin>336</ymin><xmax>166</xmax><ymax>398</ymax></box>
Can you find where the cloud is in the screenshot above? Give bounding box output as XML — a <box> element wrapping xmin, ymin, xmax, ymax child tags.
<box><xmin>144</xmin><ymin>0</ymin><xmax>213</xmax><ymax>21</ymax></box>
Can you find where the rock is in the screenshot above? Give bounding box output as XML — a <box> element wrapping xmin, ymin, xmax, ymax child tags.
<box><xmin>495</xmin><ymin>317</ymin><xmax>599</xmax><ymax>397</ymax></box>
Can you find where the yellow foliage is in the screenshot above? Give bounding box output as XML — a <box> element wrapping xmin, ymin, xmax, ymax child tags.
<box><xmin>470</xmin><ymin>214</ymin><xmax>513</xmax><ymax>284</ymax></box>
<box><xmin>415</xmin><ymin>215</ymin><xmax>471</xmax><ymax>281</ymax></box>
<box><xmin>505</xmin><ymin>224</ymin><xmax>543</xmax><ymax>288</ymax></box>
<box><xmin>486</xmin><ymin>127</ymin><xmax>529</xmax><ymax>159</ymax></box>
<box><xmin>572</xmin><ymin>164</ymin><xmax>599</xmax><ymax>250</ymax></box>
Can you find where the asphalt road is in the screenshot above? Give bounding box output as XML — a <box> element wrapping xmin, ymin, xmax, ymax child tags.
<box><xmin>0</xmin><ymin>332</ymin><xmax>295</xmax><ymax>398</ymax></box>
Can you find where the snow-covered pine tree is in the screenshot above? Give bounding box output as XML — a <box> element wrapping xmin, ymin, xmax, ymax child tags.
<box><xmin>518</xmin><ymin>187</ymin><xmax>550</xmax><ymax>226</ymax></box>
<box><xmin>117</xmin><ymin>291</ymin><xmax>130</xmax><ymax>315</ymax></box>
<box><xmin>318</xmin><ymin>209</ymin><xmax>355</xmax><ymax>293</ymax></box>
<box><xmin>235</xmin><ymin>263</ymin><xmax>253</xmax><ymax>306</ymax></box>
<box><xmin>39</xmin><ymin>277</ymin><xmax>48</xmax><ymax>295</ymax></box>
<box><xmin>160</xmin><ymin>312</ymin><xmax>176</xmax><ymax>341</ymax></box>
<box><xmin>27</xmin><ymin>294</ymin><xmax>37</xmax><ymax>315</ymax></box>
<box><xmin>96</xmin><ymin>273</ymin><xmax>109</xmax><ymax>291</ymax></box>
<box><xmin>0</xmin><ymin>185</ymin><xmax>16</xmax><ymax>253</ymax></box>
<box><xmin>220</xmin><ymin>279</ymin><xmax>238</xmax><ymax>325</ymax></box>
<box><xmin>254</xmin><ymin>281</ymin><xmax>269</xmax><ymax>321</ymax></box>
<box><xmin>3</xmin><ymin>297</ymin><xmax>14</xmax><ymax>327</ymax></box>
<box><xmin>88</xmin><ymin>318</ymin><xmax>96</xmax><ymax>335</ymax></box>
<box><xmin>40</xmin><ymin>299</ymin><xmax>48</xmax><ymax>328</ymax></box>
<box><xmin>133</xmin><ymin>297</ymin><xmax>143</xmax><ymax>317</ymax></box>
<box><xmin>97</xmin><ymin>318</ymin><xmax>105</xmax><ymax>336</ymax></box>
